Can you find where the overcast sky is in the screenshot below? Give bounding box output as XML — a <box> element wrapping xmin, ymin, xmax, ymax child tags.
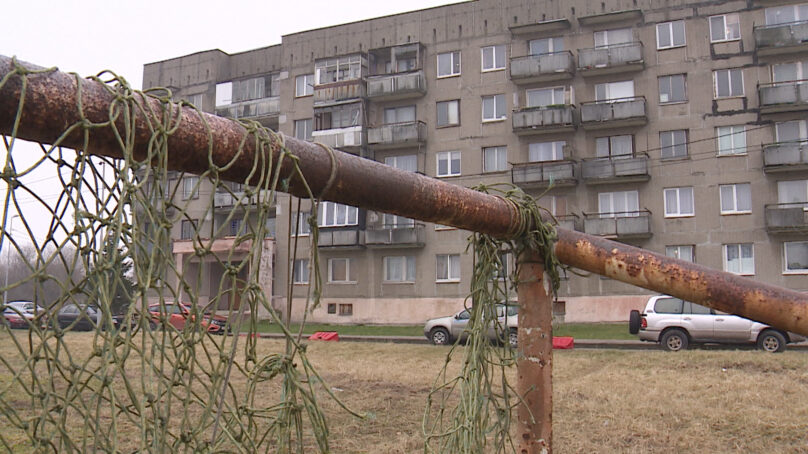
<box><xmin>5</xmin><ymin>0</ymin><xmax>462</xmax><ymax>89</ymax></box>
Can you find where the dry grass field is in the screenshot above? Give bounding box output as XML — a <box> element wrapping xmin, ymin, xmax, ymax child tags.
<box><xmin>1</xmin><ymin>333</ymin><xmax>807</xmax><ymax>453</ymax></box>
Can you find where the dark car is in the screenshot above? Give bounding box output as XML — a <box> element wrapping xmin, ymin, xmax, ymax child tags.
<box><xmin>147</xmin><ymin>302</ymin><xmax>228</xmax><ymax>334</ymax></box>
<box><xmin>56</xmin><ymin>304</ymin><xmax>110</xmax><ymax>331</ymax></box>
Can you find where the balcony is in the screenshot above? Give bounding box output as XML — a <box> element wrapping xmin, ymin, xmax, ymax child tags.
<box><xmin>754</xmin><ymin>20</ymin><xmax>808</xmax><ymax>57</ymax></box>
<box><xmin>765</xmin><ymin>203</ymin><xmax>808</xmax><ymax>234</ymax></box>
<box><xmin>317</xmin><ymin>228</ymin><xmax>365</xmax><ymax>249</ymax></box>
<box><xmin>367</xmin><ymin>71</ymin><xmax>426</xmax><ymax>100</ymax></box>
<box><xmin>509</xmin><ymin>51</ymin><xmax>575</xmax><ymax>84</ymax></box>
<box><xmin>213</xmin><ymin>190</ymin><xmax>275</xmax><ymax>209</ymax></box>
<box><xmin>581</xmin><ymin>154</ymin><xmax>650</xmax><ymax>184</ymax></box>
<box><xmin>580</xmin><ymin>97</ymin><xmax>647</xmax><ymax>130</ymax></box>
<box><xmin>583</xmin><ymin>210</ymin><xmax>652</xmax><ymax>239</ymax></box>
<box><xmin>367</xmin><ymin>121</ymin><xmax>427</xmax><ymax>149</ymax></box>
<box><xmin>313</xmin><ymin>80</ymin><xmax>366</xmax><ymax>106</ymax></box>
<box><xmin>512</xmin><ymin>105</ymin><xmax>576</xmax><ymax>135</ymax></box>
<box><xmin>758</xmin><ymin>81</ymin><xmax>808</xmax><ymax>114</ymax></box>
<box><xmin>365</xmin><ymin>224</ymin><xmax>426</xmax><ymax>248</ymax></box>
<box><xmin>554</xmin><ymin>214</ymin><xmax>582</xmax><ymax>232</ymax></box>
<box><xmin>511</xmin><ymin>160</ymin><xmax>577</xmax><ymax>189</ymax></box>
<box><xmin>215</xmin><ymin>97</ymin><xmax>280</xmax><ymax>125</ymax></box>
<box><xmin>577</xmin><ymin>42</ymin><xmax>644</xmax><ymax>77</ymax></box>
<box><xmin>763</xmin><ymin>141</ymin><xmax>808</xmax><ymax>172</ymax></box>
<box><xmin>311</xmin><ymin>125</ymin><xmax>364</xmax><ymax>150</ymax></box>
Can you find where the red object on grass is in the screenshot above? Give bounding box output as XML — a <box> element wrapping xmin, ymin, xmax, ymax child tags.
<box><xmin>309</xmin><ymin>331</ymin><xmax>340</xmax><ymax>341</ymax></box>
<box><xmin>552</xmin><ymin>336</ymin><xmax>574</xmax><ymax>349</ymax></box>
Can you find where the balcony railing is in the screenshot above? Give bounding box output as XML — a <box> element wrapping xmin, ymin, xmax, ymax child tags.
<box><xmin>754</xmin><ymin>20</ymin><xmax>808</xmax><ymax>56</ymax></box>
<box><xmin>580</xmin><ymin>96</ymin><xmax>647</xmax><ymax>129</ymax></box>
<box><xmin>311</xmin><ymin>125</ymin><xmax>364</xmax><ymax>150</ymax></box>
<box><xmin>554</xmin><ymin>214</ymin><xmax>582</xmax><ymax>232</ymax></box>
<box><xmin>509</xmin><ymin>51</ymin><xmax>575</xmax><ymax>84</ymax></box>
<box><xmin>758</xmin><ymin>80</ymin><xmax>808</xmax><ymax>114</ymax></box>
<box><xmin>577</xmin><ymin>42</ymin><xmax>644</xmax><ymax>76</ymax></box>
<box><xmin>213</xmin><ymin>190</ymin><xmax>275</xmax><ymax>208</ymax></box>
<box><xmin>313</xmin><ymin>80</ymin><xmax>366</xmax><ymax>106</ymax></box>
<box><xmin>765</xmin><ymin>202</ymin><xmax>808</xmax><ymax>233</ymax></box>
<box><xmin>512</xmin><ymin>105</ymin><xmax>576</xmax><ymax>135</ymax></box>
<box><xmin>583</xmin><ymin>210</ymin><xmax>652</xmax><ymax>238</ymax></box>
<box><xmin>215</xmin><ymin>97</ymin><xmax>280</xmax><ymax>120</ymax></box>
<box><xmin>365</xmin><ymin>224</ymin><xmax>426</xmax><ymax>248</ymax></box>
<box><xmin>511</xmin><ymin>160</ymin><xmax>577</xmax><ymax>188</ymax></box>
<box><xmin>366</xmin><ymin>71</ymin><xmax>426</xmax><ymax>100</ymax></box>
<box><xmin>581</xmin><ymin>154</ymin><xmax>650</xmax><ymax>184</ymax></box>
<box><xmin>367</xmin><ymin>121</ymin><xmax>427</xmax><ymax>149</ymax></box>
<box><xmin>317</xmin><ymin>228</ymin><xmax>365</xmax><ymax>248</ymax></box>
<box><xmin>763</xmin><ymin>141</ymin><xmax>808</xmax><ymax>172</ymax></box>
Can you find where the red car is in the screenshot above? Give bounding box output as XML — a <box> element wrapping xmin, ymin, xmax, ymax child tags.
<box><xmin>3</xmin><ymin>311</ymin><xmax>27</xmax><ymax>329</ymax></box>
<box><xmin>146</xmin><ymin>302</ymin><xmax>228</xmax><ymax>334</ymax></box>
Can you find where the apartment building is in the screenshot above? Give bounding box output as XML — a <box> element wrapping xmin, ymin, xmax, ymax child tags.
<box><xmin>142</xmin><ymin>0</ymin><xmax>808</xmax><ymax>324</ymax></box>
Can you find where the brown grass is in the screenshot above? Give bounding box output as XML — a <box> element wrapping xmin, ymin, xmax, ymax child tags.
<box><xmin>1</xmin><ymin>332</ymin><xmax>808</xmax><ymax>453</ymax></box>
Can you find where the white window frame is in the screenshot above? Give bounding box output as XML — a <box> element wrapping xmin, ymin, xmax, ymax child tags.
<box><xmin>481</xmin><ymin>94</ymin><xmax>506</xmax><ymax>122</ymax></box>
<box><xmin>775</xmin><ymin>120</ymin><xmax>808</xmax><ymax>144</ymax></box>
<box><xmin>719</xmin><ymin>183</ymin><xmax>752</xmax><ymax>214</ymax></box>
<box><xmin>180</xmin><ymin>219</ymin><xmax>197</xmax><ymax>240</ymax></box>
<box><xmin>713</xmin><ymin>68</ymin><xmax>744</xmax><ymax>98</ymax></box>
<box><xmin>716</xmin><ymin>125</ymin><xmax>747</xmax><ymax>155</ymax></box>
<box><xmin>481</xmin><ymin>45</ymin><xmax>506</xmax><ymax>72</ymax></box>
<box><xmin>598</xmin><ymin>190</ymin><xmax>640</xmax><ymax>217</ymax></box>
<box><xmin>292</xmin><ymin>258</ymin><xmax>310</xmax><ymax>284</ymax></box>
<box><xmin>765</xmin><ymin>4</ymin><xmax>808</xmax><ymax>26</ymax></box>
<box><xmin>294</xmin><ymin>118</ymin><xmax>313</xmax><ymax>141</ymax></box>
<box><xmin>660</xmin><ymin>130</ymin><xmax>688</xmax><ymax>159</ymax></box>
<box><xmin>483</xmin><ymin>146</ymin><xmax>508</xmax><ymax>172</ymax></box>
<box><xmin>529</xmin><ymin>37</ymin><xmax>564</xmax><ymax>55</ymax></box>
<box><xmin>595</xmin><ymin>80</ymin><xmax>635</xmax><ymax>102</ymax></box>
<box><xmin>709</xmin><ymin>13</ymin><xmax>741</xmax><ymax>43</ymax></box>
<box><xmin>383</xmin><ymin>256</ymin><xmax>416</xmax><ymax>282</ymax></box>
<box><xmin>594</xmin><ymin>28</ymin><xmax>633</xmax><ymax>47</ymax></box>
<box><xmin>314</xmin><ymin>55</ymin><xmax>363</xmax><ymax>85</ymax></box>
<box><xmin>526</xmin><ymin>87</ymin><xmax>566</xmax><ymax>108</ymax></box>
<box><xmin>182</xmin><ymin>176</ymin><xmax>198</xmax><ymax>200</ymax></box>
<box><xmin>327</xmin><ymin>258</ymin><xmax>355</xmax><ymax>283</ymax></box>
<box><xmin>656</xmin><ymin>20</ymin><xmax>686</xmax><ymax>49</ymax></box>
<box><xmin>384</xmin><ymin>155</ymin><xmax>418</xmax><ymax>172</ymax></box>
<box><xmin>658</xmin><ymin>74</ymin><xmax>687</xmax><ymax>103</ymax></box>
<box><xmin>777</xmin><ymin>180</ymin><xmax>808</xmax><ymax>207</ymax></box>
<box><xmin>436</xmin><ymin>151</ymin><xmax>461</xmax><ymax>177</ymax></box>
<box><xmin>318</xmin><ymin>202</ymin><xmax>359</xmax><ymax>227</ymax></box>
<box><xmin>723</xmin><ymin>243</ymin><xmax>754</xmax><ymax>275</ymax></box>
<box><xmin>596</xmin><ymin>135</ymin><xmax>634</xmax><ymax>158</ymax></box>
<box><xmin>436</xmin><ymin>254</ymin><xmax>461</xmax><ymax>282</ymax></box>
<box><xmin>436</xmin><ymin>100</ymin><xmax>460</xmax><ymax>127</ymax></box>
<box><xmin>529</xmin><ymin>141</ymin><xmax>566</xmax><ymax>162</ymax></box>
<box><xmin>663</xmin><ymin>187</ymin><xmax>695</xmax><ymax>218</ymax></box>
<box><xmin>437</xmin><ymin>51</ymin><xmax>461</xmax><ymax>78</ymax></box>
<box><xmin>784</xmin><ymin>241</ymin><xmax>808</xmax><ymax>274</ymax></box>
<box><xmin>666</xmin><ymin>245</ymin><xmax>695</xmax><ymax>262</ymax></box>
<box><xmin>292</xmin><ymin>212</ymin><xmax>311</xmax><ymax>237</ymax></box>
<box><xmin>295</xmin><ymin>74</ymin><xmax>314</xmax><ymax>97</ymax></box>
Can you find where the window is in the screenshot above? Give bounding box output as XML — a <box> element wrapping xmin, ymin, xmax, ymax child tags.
<box><xmin>716</xmin><ymin>125</ymin><xmax>747</xmax><ymax>155</ymax></box>
<box><xmin>436</xmin><ymin>151</ymin><xmax>461</xmax><ymax>177</ymax></box>
<box><xmin>656</xmin><ymin>20</ymin><xmax>686</xmax><ymax>49</ymax></box>
<box><xmin>481</xmin><ymin>45</ymin><xmax>506</xmax><ymax>71</ymax></box>
<box><xmin>384</xmin><ymin>155</ymin><xmax>417</xmax><ymax>172</ymax></box>
<box><xmin>384</xmin><ymin>105</ymin><xmax>416</xmax><ymax>124</ymax></box>
<box><xmin>666</xmin><ymin>245</ymin><xmax>694</xmax><ymax>262</ymax></box>
<box><xmin>292</xmin><ymin>259</ymin><xmax>310</xmax><ymax>284</ymax></box>
<box><xmin>772</xmin><ymin>61</ymin><xmax>808</xmax><ymax>83</ymax></box>
<box><xmin>526</xmin><ymin>87</ymin><xmax>566</xmax><ymax>108</ymax></box>
<box><xmin>529</xmin><ymin>37</ymin><xmax>564</xmax><ymax>55</ymax></box>
<box><xmin>265</xmin><ymin>217</ymin><xmax>276</xmax><ymax>238</ymax></box>
<box><xmin>765</xmin><ymin>4</ymin><xmax>808</xmax><ymax>25</ymax></box>
<box><xmin>660</xmin><ymin>130</ymin><xmax>688</xmax><ymax>159</ymax></box>
<box><xmin>292</xmin><ymin>212</ymin><xmax>311</xmax><ymax>236</ymax></box>
<box><xmin>180</xmin><ymin>219</ymin><xmax>197</xmax><ymax>240</ymax></box>
<box><xmin>228</xmin><ymin>218</ymin><xmax>244</xmax><ymax>236</ymax></box>
<box><xmin>314</xmin><ymin>104</ymin><xmax>361</xmax><ymax>130</ymax></box>
<box><xmin>295</xmin><ymin>74</ymin><xmax>314</xmax><ymax>97</ymax></box>
<box><xmin>538</xmin><ymin>195</ymin><xmax>568</xmax><ymax>216</ymax></box>
<box><xmin>328</xmin><ymin>258</ymin><xmax>355</xmax><ymax>283</ymax></box>
<box><xmin>483</xmin><ymin>146</ymin><xmax>507</xmax><ymax>172</ymax></box>
<box><xmin>294</xmin><ymin>118</ymin><xmax>313</xmax><ymax>141</ymax></box>
<box><xmin>182</xmin><ymin>176</ymin><xmax>198</xmax><ymax>200</ymax></box>
<box><xmin>595</xmin><ymin>80</ymin><xmax>634</xmax><ymax>102</ymax></box>
<box><xmin>327</xmin><ymin>303</ymin><xmax>336</xmax><ymax>314</ymax></box>
<box><xmin>437</xmin><ymin>51</ymin><xmax>461</xmax><ymax>77</ymax></box>
<box><xmin>784</xmin><ymin>241</ymin><xmax>808</xmax><ymax>273</ymax></box>
<box><xmin>382</xmin><ymin>213</ymin><xmax>415</xmax><ymax>228</ymax></box>
<box><xmin>186</xmin><ymin>93</ymin><xmax>204</xmax><ymax>107</ymax></box>
<box><xmin>775</xmin><ymin>120</ymin><xmax>808</xmax><ymax>143</ymax></box>
<box><xmin>596</xmin><ymin>135</ymin><xmax>633</xmax><ymax>158</ymax></box>
<box><xmin>713</xmin><ymin>69</ymin><xmax>744</xmax><ymax>98</ymax></box>
<box><xmin>654</xmin><ymin>297</ymin><xmax>684</xmax><ymax>314</ymax></box>
<box><xmin>777</xmin><ymin>180</ymin><xmax>808</xmax><ymax>206</ymax></box>
<box><xmin>338</xmin><ymin>304</ymin><xmax>353</xmax><ymax>316</ymax></box>
<box><xmin>719</xmin><ymin>183</ymin><xmax>752</xmax><ymax>214</ymax></box>
<box><xmin>482</xmin><ymin>94</ymin><xmax>506</xmax><ymax>121</ymax></box>
<box><xmin>598</xmin><ymin>191</ymin><xmax>639</xmax><ymax>217</ymax></box>
<box><xmin>664</xmin><ymin>187</ymin><xmax>695</xmax><ymax>217</ymax></box>
<box><xmin>384</xmin><ymin>256</ymin><xmax>416</xmax><ymax>282</ymax></box>
<box><xmin>658</xmin><ymin>74</ymin><xmax>687</xmax><ymax>103</ymax></box>
<box><xmin>436</xmin><ymin>100</ymin><xmax>460</xmax><ymax>127</ymax></box>
<box><xmin>315</xmin><ymin>55</ymin><xmax>363</xmax><ymax>85</ymax></box>
<box><xmin>231</xmin><ymin>74</ymin><xmax>280</xmax><ymax>102</ymax></box>
<box><xmin>319</xmin><ymin>202</ymin><xmax>359</xmax><ymax>227</ymax></box>
<box><xmin>529</xmin><ymin>141</ymin><xmax>565</xmax><ymax>162</ymax></box>
<box><xmin>436</xmin><ymin>254</ymin><xmax>461</xmax><ymax>281</ymax></box>
<box><xmin>215</xmin><ymin>82</ymin><xmax>232</xmax><ymax>107</ymax></box>
<box><xmin>723</xmin><ymin>243</ymin><xmax>754</xmax><ymax>275</ymax></box>
<box><xmin>594</xmin><ymin>28</ymin><xmax>633</xmax><ymax>47</ymax></box>
<box><xmin>710</xmin><ymin>13</ymin><xmax>740</xmax><ymax>42</ymax></box>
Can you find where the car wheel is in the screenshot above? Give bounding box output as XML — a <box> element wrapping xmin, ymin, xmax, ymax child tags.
<box><xmin>628</xmin><ymin>310</ymin><xmax>641</xmax><ymax>335</ymax></box>
<box><xmin>757</xmin><ymin>330</ymin><xmax>786</xmax><ymax>353</ymax></box>
<box><xmin>508</xmin><ymin>329</ymin><xmax>518</xmax><ymax>349</ymax></box>
<box><xmin>430</xmin><ymin>327</ymin><xmax>450</xmax><ymax>345</ymax></box>
<box><xmin>660</xmin><ymin>329</ymin><xmax>689</xmax><ymax>352</ymax></box>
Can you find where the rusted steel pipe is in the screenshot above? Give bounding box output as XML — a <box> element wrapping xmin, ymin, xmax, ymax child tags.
<box><xmin>516</xmin><ymin>251</ymin><xmax>553</xmax><ymax>454</ymax></box>
<box><xmin>1</xmin><ymin>55</ymin><xmax>807</xmax><ymax>336</ymax></box>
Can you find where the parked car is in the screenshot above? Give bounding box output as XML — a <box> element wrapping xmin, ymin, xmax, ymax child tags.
<box><xmin>424</xmin><ymin>304</ymin><xmax>518</xmax><ymax>347</ymax></box>
<box><xmin>56</xmin><ymin>304</ymin><xmax>111</xmax><ymax>331</ymax></box>
<box><xmin>629</xmin><ymin>295</ymin><xmax>806</xmax><ymax>352</ymax></box>
<box><xmin>2</xmin><ymin>301</ymin><xmax>46</xmax><ymax>329</ymax></box>
<box><xmin>146</xmin><ymin>302</ymin><xmax>228</xmax><ymax>334</ymax></box>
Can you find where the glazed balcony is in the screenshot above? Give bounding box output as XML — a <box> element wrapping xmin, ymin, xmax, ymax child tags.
<box><xmin>762</xmin><ymin>141</ymin><xmax>808</xmax><ymax>172</ymax></box>
<box><xmin>509</xmin><ymin>51</ymin><xmax>575</xmax><ymax>84</ymax></box>
<box><xmin>765</xmin><ymin>203</ymin><xmax>808</xmax><ymax>233</ymax></box>
<box><xmin>213</xmin><ymin>189</ymin><xmax>275</xmax><ymax>209</ymax></box>
<box><xmin>367</xmin><ymin>121</ymin><xmax>427</xmax><ymax>149</ymax></box>
<box><xmin>365</xmin><ymin>224</ymin><xmax>426</xmax><ymax>248</ymax></box>
<box><xmin>512</xmin><ymin>105</ymin><xmax>576</xmax><ymax>135</ymax></box>
<box><xmin>313</xmin><ymin>80</ymin><xmax>366</xmax><ymax>106</ymax></box>
<box><xmin>583</xmin><ymin>210</ymin><xmax>652</xmax><ymax>239</ymax></box>
<box><xmin>366</xmin><ymin>71</ymin><xmax>427</xmax><ymax>100</ymax></box>
<box><xmin>577</xmin><ymin>42</ymin><xmax>644</xmax><ymax>77</ymax></box>
<box><xmin>511</xmin><ymin>160</ymin><xmax>577</xmax><ymax>189</ymax></box>
<box><xmin>215</xmin><ymin>96</ymin><xmax>280</xmax><ymax>126</ymax></box>
<box><xmin>580</xmin><ymin>96</ymin><xmax>647</xmax><ymax>130</ymax></box>
<box><xmin>754</xmin><ymin>20</ymin><xmax>808</xmax><ymax>56</ymax></box>
<box><xmin>317</xmin><ymin>228</ymin><xmax>365</xmax><ymax>249</ymax></box>
<box><xmin>758</xmin><ymin>81</ymin><xmax>808</xmax><ymax>114</ymax></box>
<box><xmin>581</xmin><ymin>154</ymin><xmax>650</xmax><ymax>184</ymax></box>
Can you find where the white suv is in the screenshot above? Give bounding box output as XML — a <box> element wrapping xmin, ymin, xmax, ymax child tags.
<box><xmin>629</xmin><ymin>295</ymin><xmax>805</xmax><ymax>352</ymax></box>
<box><xmin>424</xmin><ymin>304</ymin><xmax>518</xmax><ymax>347</ymax></box>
